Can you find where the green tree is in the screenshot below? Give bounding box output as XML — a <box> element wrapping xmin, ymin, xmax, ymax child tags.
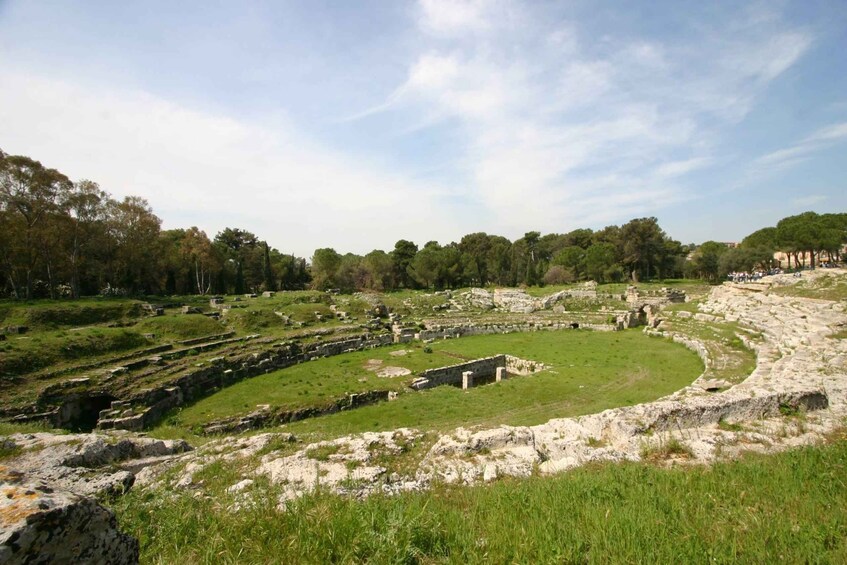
<box><xmin>459</xmin><ymin>232</ymin><xmax>492</xmax><ymax>286</ymax></box>
<box><xmin>363</xmin><ymin>250</ymin><xmax>395</xmax><ymax>291</ymax></box>
<box><xmin>619</xmin><ymin>218</ymin><xmax>667</xmax><ymax>282</ymax></box>
<box><xmin>107</xmin><ymin>196</ymin><xmax>162</xmax><ymax>294</ymax></box>
<box><xmin>391</xmin><ymin>239</ymin><xmax>418</xmax><ymax>289</ymax></box>
<box><xmin>584</xmin><ymin>242</ymin><xmax>618</xmax><ymax>282</ymax></box>
<box><xmin>310</xmin><ymin>247</ymin><xmax>342</xmax><ymax>290</ymax></box>
<box><xmin>689</xmin><ymin>241</ymin><xmax>728</xmax><ymax>282</ymax></box>
<box><xmin>552</xmin><ymin>246</ymin><xmax>586</xmax><ymax>280</ymax></box>
<box><xmin>61</xmin><ymin>180</ymin><xmax>109</xmax><ymax>297</ymax></box>
<box><xmin>0</xmin><ymin>152</ymin><xmax>71</xmax><ymax>298</ymax></box>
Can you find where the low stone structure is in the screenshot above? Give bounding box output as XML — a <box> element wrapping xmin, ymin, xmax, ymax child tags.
<box><xmin>200</xmin><ymin>390</ymin><xmax>392</xmax><ymax>435</ymax></box>
<box><xmin>410</xmin><ymin>355</ymin><xmax>544</xmax><ymax>391</ymax></box>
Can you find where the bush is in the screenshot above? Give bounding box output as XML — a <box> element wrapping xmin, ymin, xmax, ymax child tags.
<box><xmin>543</xmin><ymin>265</ymin><xmax>575</xmax><ymax>285</ymax></box>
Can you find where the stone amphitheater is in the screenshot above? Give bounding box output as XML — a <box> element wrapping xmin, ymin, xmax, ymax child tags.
<box><xmin>2</xmin><ymin>270</ymin><xmax>846</xmax><ymax>563</ymax></box>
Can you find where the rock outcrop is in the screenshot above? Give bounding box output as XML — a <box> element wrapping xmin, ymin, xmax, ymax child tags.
<box><xmin>0</xmin><ymin>469</ymin><xmax>138</xmax><ymax>565</ymax></box>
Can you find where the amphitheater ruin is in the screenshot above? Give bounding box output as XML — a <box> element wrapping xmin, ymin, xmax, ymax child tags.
<box><xmin>2</xmin><ymin>270</ymin><xmax>847</xmax><ymax>562</ymax></box>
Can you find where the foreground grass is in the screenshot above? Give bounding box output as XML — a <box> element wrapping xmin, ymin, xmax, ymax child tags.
<box><xmin>160</xmin><ymin>330</ymin><xmax>701</xmax><ymax>437</ymax></box>
<box><xmin>112</xmin><ymin>434</ymin><xmax>847</xmax><ymax>563</ymax></box>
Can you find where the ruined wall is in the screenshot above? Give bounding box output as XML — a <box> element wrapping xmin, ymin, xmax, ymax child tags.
<box><xmin>411</xmin><ymin>355</ymin><xmax>507</xmax><ymax>390</ymax></box>
<box><xmin>504</xmin><ymin>355</ymin><xmax>545</xmax><ymax>375</ymax></box>
<box><xmin>417</xmin><ymin>321</ymin><xmax>615</xmax><ymax>341</ymax></box>
<box><xmin>200</xmin><ymin>390</ymin><xmax>391</xmax><ymax>435</ymax></box>
<box><xmin>97</xmin><ymin>333</ymin><xmax>395</xmax><ymax>431</ymax></box>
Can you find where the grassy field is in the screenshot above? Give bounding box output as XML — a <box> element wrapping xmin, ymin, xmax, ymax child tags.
<box><xmin>155</xmin><ymin>329</ymin><xmax>702</xmax><ymax>439</ymax></box>
<box><xmin>111</xmin><ymin>430</ymin><xmax>847</xmax><ymax>564</ymax></box>
<box><xmin>0</xmin><ymin>326</ymin><xmax>152</xmax><ymax>377</ymax></box>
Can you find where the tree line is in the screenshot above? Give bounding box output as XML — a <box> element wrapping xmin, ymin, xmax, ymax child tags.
<box><xmin>1</xmin><ymin>148</ymin><xmax>844</xmax><ymax>298</ymax></box>
<box><xmin>0</xmin><ymin>150</ymin><xmax>309</xmax><ymax>299</ymax></box>
<box><xmin>686</xmin><ymin>212</ymin><xmax>847</xmax><ymax>282</ymax></box>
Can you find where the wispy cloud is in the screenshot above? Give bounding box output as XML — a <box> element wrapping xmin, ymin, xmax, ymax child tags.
<box><xmin>791</xmin><ymin>194</ymin><xmax>827</xmax><ymax>207</ymax></box>
<box><xmin>417</xmin><ymin>0</ymin><xmax>501</xmax><ymax>35</ymax></box>
<box><xmin>753</xmin><ymin>121</ymin><xmax>847</xmax><ymax>170</ymax></box>
<box><xmin>346</xmin><ymin>0</ymin><xmax>812</xmax><ymax>233</ymax></box>
<box><xmin>0</xmin><ymin>65</ymin><xmax>456</xmax><ymax>257</ymax></box>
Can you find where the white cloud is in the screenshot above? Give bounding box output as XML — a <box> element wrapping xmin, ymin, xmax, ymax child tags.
<box><xmin>654</xmin><ymin>157</ymin><xmax>713</xmax><ymax>179</ymax></box>
<box><xmin>417</xmin><ymin>0</ymin><xmax>497</xmax><ymax>35</ymax></box>
<box><xmin>753</xmin><ymin>121</ymin><xmax>847</xmax><ymax>171</ymax></box>
<box><xmin>0</xmin><ymin>66</ymin><xmax>455</xmax><ymax>257</ymax></box>
<box><xmin>804</xmin><ymin>122</ymin><xmax>847</xmax><ymax>143</ymax></box>
<box><xmin>342</xmin><ymin>0</ymin><xmax>813</xmax><ymax>234</ymax></box>
<box><xmin>791</xmin><ymin>194</ymin><xmax>827</xmax><ymax>207</ymax></box>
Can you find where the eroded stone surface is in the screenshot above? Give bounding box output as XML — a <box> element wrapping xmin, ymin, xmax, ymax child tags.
<box><xmin>4</xmin><ymin>433</ymin><xmax>191</xmax><ymax>497</ymax></box>
<box><xmin>0</xmin><ymin>469</ymin><xmax>138</xmax><ymax>565</ymax></box>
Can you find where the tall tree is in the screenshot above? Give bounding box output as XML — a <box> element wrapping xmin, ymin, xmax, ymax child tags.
<box><xmin>62</xmin><ymin>180</ymin><xmax>108</xmax><ymax>298</ymax></box>
<box><xmin>310</xmin><ymin>247</ymin><xmax>342</xmax><ymax>290</ymax></box>
<box><xmin>619</xmin><ymin>217</ymin><xmax>667</xmax><ymax>282</ymax></box>
<box><xmin>0</xmin><ymin>152</ymin><xmax>71</xmax><ymax>298</ymax></box>
<box><xmin>108</xmin><ymin>196</ymin><xmax>162</xmax><ymax>294</ymax></box>
<box><xmin>391</xmin><ymin>239</ymin><xmax>418</xmax><ymax>289</ymax></box>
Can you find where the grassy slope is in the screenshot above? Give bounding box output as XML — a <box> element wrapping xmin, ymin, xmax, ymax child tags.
<box><xmin>0</xmin><ymin>327</ymin><xmax>151</xmax><ymax>377</ymax></box>
<box><xmin>158</xmin><ymin>329</ymin><xmax>702</xmax><ymax>438</ymax></box>
<box><xmin>112</xmin><ymin>432</ymin><xmax>847</xmax><ymax>564</ymax></box>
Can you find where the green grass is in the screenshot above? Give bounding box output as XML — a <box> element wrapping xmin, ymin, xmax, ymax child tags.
<box><xmin>0</xmin><ymin>327</ymin><xmax>150</xmax><ymax>377</ymax></box>
<box><xmin>305</xmin><ymin>443</ymin><xmax>344</xmax><ymax>461</ymax></box>
<box><xmin>111</xmin><ymin>433</ymin><xmax>847</xmax><ymax>563</ymax></box>
<box><xmin>164</xmin><ymin>343</ymin><xmax>463</xmax><ymax>429</ymax></box>
<box><xmin>0</xmin><ymin>421</ymin><xmax>67</xmax><ymax>436</ymax></box>
<box><xmin>134</xmin><ymin>314</ymin><xmax>226</xmax><ymax>340</ymax></box>
<box><xmin>0</xmin><ymin>298</ymin><xmax>144</xmax><ymax>329</ymax></box>
<box><xmin>640</xmin><ymin>437</ymin><xmax>694</xmax><ymax>461</ymax></box>
<box><xmin>155</xmin><ymin>330</ymin><xmax>702</xmax><ymax>440</ymax></box>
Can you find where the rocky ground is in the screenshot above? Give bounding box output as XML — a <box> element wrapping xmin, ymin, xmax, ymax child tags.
<box><xmin>2</xmin><ymin>270</ymin><xmax>846</xmax><ymax>561</ymax></box>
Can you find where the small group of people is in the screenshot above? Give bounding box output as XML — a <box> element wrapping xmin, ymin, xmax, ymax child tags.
<box><xmin>726</xmin><ymin>268</ymin><xmax>781</xmax><ymax>283</ymax></box>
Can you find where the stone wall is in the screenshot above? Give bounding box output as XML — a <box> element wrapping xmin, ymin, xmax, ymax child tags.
<box><xmin>504</xmin><ymin>355</ymin><xmax>545</xmax><ymax>375</ymax></box>
<box><xmin>411</xmin><ymin>355</ymin><xmax>508</xmax><ymax>390</ymax></box>
<box><xmin>97</xmin><ymin>333</ymin><xmax>395</xmax><ymax>431</ymax></box>
<box><xmin>417</xmin><ymin>321</ymin><xmax>616</xmax><ymax>341</ymax></box>
<box><xmin>200</xmin><ymin>390</ymin><xmax>391</xmax><ymax>435</ymax></box>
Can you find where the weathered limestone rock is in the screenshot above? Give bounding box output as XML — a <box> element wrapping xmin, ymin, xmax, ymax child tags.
<box><xmin>3</xmin><ymin>433</ymin><xmax>191</xmax><ymax>497</ymax></box>
<box><xmin>465</xmin><ymin>288</ymin><xmax>495</xmax><ymax>310</ymax></box>
<box><xmin>0</xmin><ymin>470</ymin><xmax>138</xmax><ymax>565</ymax></box>
<box><xmin>492</xmin><ymin>289</ymin><xmax>535</xmax><ymax>313</ymax></box>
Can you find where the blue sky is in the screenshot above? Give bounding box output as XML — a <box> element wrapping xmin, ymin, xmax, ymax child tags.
<box><xmin>1</xmin><ymin>0</ymin><xmax>845</xmax><ymax>257</ymax></box>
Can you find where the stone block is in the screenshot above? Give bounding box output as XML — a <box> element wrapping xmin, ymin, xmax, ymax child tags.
<box><xmin>462</xmin><ymin>371</ymin><xmax>473</xmax><ymax>390</ymax></box>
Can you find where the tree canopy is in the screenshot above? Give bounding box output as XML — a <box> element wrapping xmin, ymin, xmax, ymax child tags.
<box><xmin>1</xmin><ymin>147</ymin><xmax>843</xmax><ymax>298</ymax></box>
